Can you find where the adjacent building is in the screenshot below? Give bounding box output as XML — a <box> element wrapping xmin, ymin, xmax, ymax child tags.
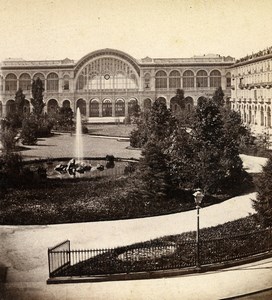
<box><xmin>0</xmin><ymin>48</ymin><xmax>233</xmax><ymax>122</ymax></box>
<box><xmin>230</xmin><ymin>47</ymin><xmax>272</xmax><ymax>132</ymax></box>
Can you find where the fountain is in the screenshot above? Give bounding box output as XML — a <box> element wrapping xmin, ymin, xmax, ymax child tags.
<box><xmin>54</xmin><ymin>108</ymin><xmax>110</xmax><ymax>177</ymax></box>
<box><xmin>75</xmin><ymin>107</ymin><xmax>83</xmax><ymax>163</ymax></box>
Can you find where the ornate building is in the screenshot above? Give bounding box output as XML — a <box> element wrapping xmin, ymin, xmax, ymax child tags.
<box><xmin>230</xmin><ymin>47</ymin><xmax>272</xmax><ymax>132</ymax></box>
<box><xmin>0</xmin><ymin>48</ymin><xmax>234</xmax><ymax>121</ymax></box>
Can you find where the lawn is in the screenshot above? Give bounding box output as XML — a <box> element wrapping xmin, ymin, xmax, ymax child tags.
<box><xmin>86</xmin><ymin>124</ymin><xmax>136</xmax><ymax>137</ymax></box>
<box><xmin>0</xmin><ymin>170</ymin><xmax>254</xmax><ymax>225</ymax></box>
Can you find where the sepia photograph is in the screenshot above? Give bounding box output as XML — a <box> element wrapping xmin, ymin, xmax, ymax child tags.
<box><xmin>0</xmin><ymin>0</ymin><xmax>272</xmax><ymax>299</ymax></box>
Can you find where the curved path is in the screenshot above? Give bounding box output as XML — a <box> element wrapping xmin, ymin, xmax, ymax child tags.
<box><xmin>0</xmin><ymin>192</ymin><xmax>264</xmax><ymax>299</ymax></box>
<box><xmin>0</xmin><ymin>135</ymin><xmax>270</xmax><ymax>299</ymax></box>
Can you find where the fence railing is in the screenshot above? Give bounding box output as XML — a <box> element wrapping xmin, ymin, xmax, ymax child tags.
<box><xmin>48</xmin><ymin>228</ymin><xmax>272</xmax><ymax>278</ymax></box>
<box><xmin>48</xmin><ymin>240</ymin><xmax>70</xmax><ymax>277</ymax></box>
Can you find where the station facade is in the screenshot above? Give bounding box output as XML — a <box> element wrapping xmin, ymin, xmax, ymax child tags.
<box><xmin>230</xmin><ymin>47</ymin><xmax>272</xmax><ymax>132</ymax></box>
<box><xmin>0</xmin><ymin>48</ymin><xmax>234</xmax><ymax>121</ymax></box>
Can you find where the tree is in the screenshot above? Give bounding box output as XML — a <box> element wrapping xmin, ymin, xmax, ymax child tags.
<box><xmin>191</xmin><ymin>96</ymin><xmax>245</xmax><ymax>194</ymax></box>
<box><xmin>130</xmin><ymin>98</ymin><xmax>177</xmax><ymax>201</ymax></box>
<box><xmin>167</xmin><ymin>126</ymin><xmax>194</xmax><ymax>189</ymax></box>
<box><xmin>31</xmin><ymin>77</ymin><xmax>45</xmax><ymax>116</ymax></box>
<box><xmin>129</xmin><ymin>102</ymin><xmax>141</xmax><ymax>124</ymax></box>
<box><xmin>171</xmin><ymin>89</ymin><xmax>185</xmax><ymax>109</ymax></box>
<box><xmin>147</xmin><ymin>98</ymin><xmax>177</xmax><ymax>147</ymax></box>
<box><xmin>15</xmin><ymin>88</ymin><xmax>26</xmax><ymax>116</ymax></box>
<box><xmin>133</xmin><ymin>138</ymin><xmax>171</xmax><ymax>201</ymax></box>
<box><xmin>253</xmin><ymin>156</ymin><xmax>272</xmax><ymax>227</ymax></box>
<box><xmin>212</xmin><ymin>86</ymin><xmax>224</xmax><ymax>107</ymax></box>
<box><xmin>55</xmin><ymin>106</ymin><xmax>74</xmax><ymax>131</ymax></box>
<box><xmin>130</xmin><ymin>111</ymin><xmax>149</xmax><ymax>148</ymax></box>
<box><xmin>0</xmin><ymin>127</ymin><xmax>18</xmax><ymax>154</ymax></box>
<box><xmin>20</xmin><ymin>115</ymin><xmax>38</xmax><ymax>145</ymax></box>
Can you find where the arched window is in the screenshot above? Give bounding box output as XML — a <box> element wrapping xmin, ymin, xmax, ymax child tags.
<box><xmin>155</xmin><ymin>71</ymin><xmax>167</xmax><ymax>89</ymax></box>
<box><xmin>47</xmin><ymin>73</ymin><xmax>59</xmax><ymax>91</ymax></box>
<box><xmin>76</xmin><ymin>98</ymin><xmax>87</xmax><ymax>116</ymax></box>
<box><xmin>62</xmin><ymin>100</ymin><xmax>71</xmax><ymax>108</ymax></box>
<box><xmin>156</xmin><ymin>97</ymin><xmax>167</xmax><ymax>105</ymax></box>
<box><xmin>185</xmin><ymin>96</ymin><xmax>194</xmax><ymax>111</ymax></box>
<box><xmin>170</xmin><ymin>97</ymin><xmax>180</xmax><ymax>112</ymax></box>
<box><xmin>5</xmin><ymin>74</ymin><xmax>17</xmax><ymax>92</ymax></box>
<box><xmin>143</xmin><ymin>98</ymin><xmax>152</xmax><ymax>111</ymax></box>
<box><xmin>90</xmin><ymin>99</ymin><xmax>99</xmax><ymax>117</ymax></box>
<box><xmin>169</xmin><ymin>70</ymin><xmax>181</xmax><ymax>89</ymax></box>
<box><xmin>102</xmin><ymin>99</ymin><xmax>112</xmax><ymax>117</ymax></box>
<box><xmin>183</xmin><ymin>70</ymin><xmax>194</xmax><ymax>88</ymax></box>
<box><xmin>19</xmin><ymin>73</ymin><xmax>31</xmax><ymax>91</ymax></box>
<box><xmin>6</xmin><ymin>99</ymin><xmax>16</xmax><ymax>114</ymax></box>
<box><xmin>196</xmin><ymin>70</ymin><xmax>208</xmax><ymax>87</ymax></box>
<box><xmin>33</xmin><ymin>73</ymin><xmax>45</xmax><ymax>88</ymax></box>
<box><xmin>115</xmin><ymin>99</ymin><xmax>125</xmax><ymax>116</ymax></box>
<box><xmin>77</xmin><ymin>74</ymin><xmax>86</xmax><ymax>90</ymax></box>
<box><xmin>47</xmin><ymin>99</ymin><xmax>59</xmax><ymax>115</ymax></box>
<box><xmin>63</xmin><ymin>75</ymin><xmax>70</xmax><ymax>90</ymax></box>
<box><xmin>128</xmin><ymin>98</ymin><xmax>138</xmax><ymax>115</ymax></box>
<box><xmin>210</xmin><ymin>70</ymin><xmax>221</xmax><ymax>88</ymax></box>
<box><xmin>226</xmin><ymin>72</ymin><xmax>231</xmax><ymax>88</ymax></box>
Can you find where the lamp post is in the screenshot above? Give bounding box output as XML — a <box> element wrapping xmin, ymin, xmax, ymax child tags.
<box><xmin>193</xmin><ymin>189</ymin><xmax>204</xmax><ymax>269</ymax></box>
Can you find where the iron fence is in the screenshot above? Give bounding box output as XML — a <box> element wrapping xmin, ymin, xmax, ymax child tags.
<box><xmin>48</xmin><ymin>228</ymin><xmax>272</xmax><ymax>278</ymax></box>
<box><xmin>48</xmin><ymin>240</ymin><xmax>70</xmax><ymax>277</ymax></box>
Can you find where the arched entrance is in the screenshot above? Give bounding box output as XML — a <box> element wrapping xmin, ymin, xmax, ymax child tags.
<box><xmin>185</xmin><ymin>97</ymin><xmax>194</xmax><ymax>111</ymax></box>
<box><xmin>62</xmin><ymin>100</ymin><xmax>71</xmax><ymax>109</ymax></box>
<box><xmin>156</xmin><ymin>97</ymin><xmax>167</xmax><ymax>106</ymax></box>
<box><xmin>102</xmin><ymin>99</ymin><xmax>112</xmax><ymax>117</ymax></box>
<box><xmin>6</xmin><ymin>100</ymin><xmax>16</xmax><ymax>114</ymax></box>
<box><xmin>47</xmin><ymin>99</ymin><xmax>59</xmax><ymax>116</ymax></box>
<box><xmin>170</xmin><ymin>97</ymin><xmax>181</xmax><ymax>113</ymax></box>
<box><xmin>128</xmin><ymin>98</ymin><xmax>138</xmax><ymax>115</ymax></box>
<box><xmin>90</xmin><ymin>99</ymin><xmax>99</xmax><ymax>117</ymax></box>
<box><xmin>143</xmin><ymin>98</ymin><xmax>152</xmax><ymax>111</ymax></box>
<box><xmin>76</xmin><ymin>99</ymin><xmax>87</xmax><ymax>116</ymax></box>
<box><xmin>115</xmin><ymin>99</ymin><xmax>125</xmax><ymax>117</ymax></box>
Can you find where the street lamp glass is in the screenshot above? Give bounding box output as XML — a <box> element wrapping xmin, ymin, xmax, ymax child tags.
<box><xmin>193</xmin><ymin>190</ymin><xmax>204</xmax><ymax>206</ymax></box>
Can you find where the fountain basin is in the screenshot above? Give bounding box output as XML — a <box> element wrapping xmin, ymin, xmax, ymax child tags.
<box><xmin>24</xmin><ymin>157</ymin><xmax>138</xmax><ymax>179</ymax></box>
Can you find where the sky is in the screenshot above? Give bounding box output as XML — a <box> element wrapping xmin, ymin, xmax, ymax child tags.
<box><xmin>0</xmin><ymin>0</ymin><xmax>272</xmax><ymax>62</ymax></box>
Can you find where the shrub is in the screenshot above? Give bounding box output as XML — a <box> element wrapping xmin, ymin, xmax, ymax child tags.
<box><xmin>21</xmin><ymin>116</ymin><xmax>38</xmax><ymax>145</ymax></box>
<box><xmin>253</xmin><ymin>155</ymin><xmax>272</xmax><ymax>227</ymax></box>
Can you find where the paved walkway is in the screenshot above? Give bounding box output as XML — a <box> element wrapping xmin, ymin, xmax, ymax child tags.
<box><xmin>1</xmin><ymin>191</ymin><xmax>271</xmax><ymax>300</ymax></box>
<box><xmin>0</xmin><ymin>135</ymin><xmax>270</xmax><ymax>299</ymax></box>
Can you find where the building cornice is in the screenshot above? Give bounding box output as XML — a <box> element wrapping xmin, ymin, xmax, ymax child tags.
<box><xmin>230</xmin><ymin>53</ymin><xmax>272</xmax><ymax>68</ymax></box>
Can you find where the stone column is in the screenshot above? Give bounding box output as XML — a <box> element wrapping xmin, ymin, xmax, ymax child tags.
<box><xmin>125</xmin><ymin>100</ymin><xmax>129</xmax><ymax>117</ymax></box>
<box><xmin>99</xmin><ymin>102</ymin><xmax>103</xmax><ymax>117</ymax></box>
<box><xmin>86</xmin><ymin>101</ymin><xmax>90</xmax><ymax>118</ymax></box>
<box><xmin>112</xmin><ymin>101</ymin><xmax>115</xmax><ymax>117</ymax></box>
<box><xmin>2</xmin><ymin>103</ymin><xmax>6</xmax><ymax>117</ymax></box>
